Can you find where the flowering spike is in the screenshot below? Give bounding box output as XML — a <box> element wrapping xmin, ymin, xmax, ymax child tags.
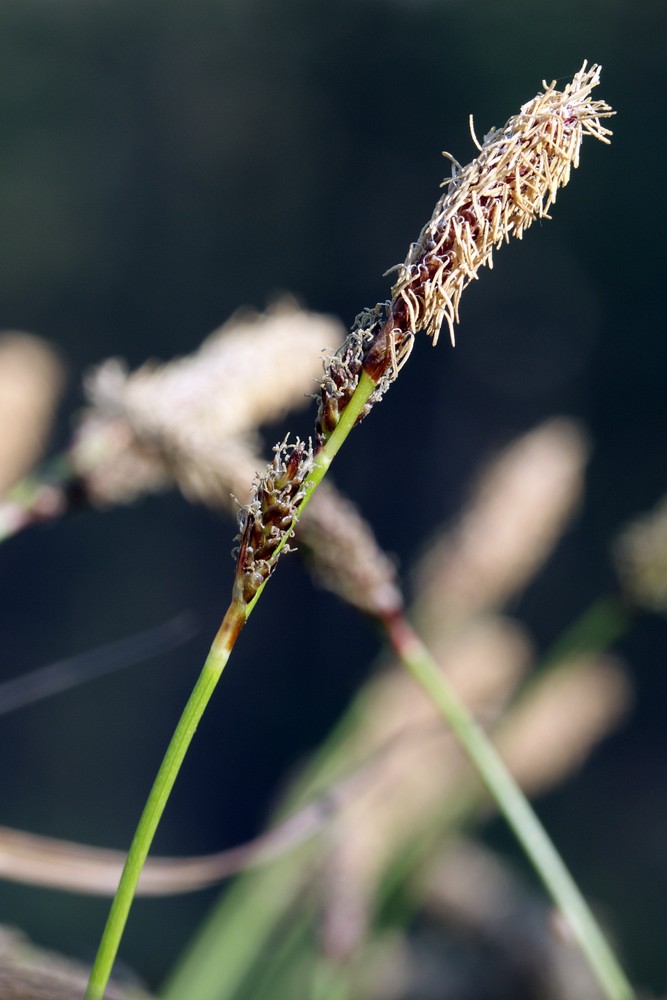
<box><xmin>355</xmin><ymin>63</ymin><xmax>614</xmax><ymax>388</ymax></box>
<box><xmin>233</xmin><ymin>437</ymin><xmax>314</xmax><ymax>605</ymax></box>
<box><xmin>318</xmin><ymin>64</ymin><xmax>613</xmax><ymax>434</ymax></box>
<box><xmin>390</xmin><ymin>62</ymin><xmax>613</xmax><ymax>348</ymax></box>
<box><xmin>314</xmin><ymin>307</ymin><xmax>390</xmax><ymax>449</ymax></box>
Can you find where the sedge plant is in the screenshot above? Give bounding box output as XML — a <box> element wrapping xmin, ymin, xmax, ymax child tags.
<box><xmin>83</xmin><ymin>63</ymin><xmax>631</xmax><ymax>1000</ymax></box>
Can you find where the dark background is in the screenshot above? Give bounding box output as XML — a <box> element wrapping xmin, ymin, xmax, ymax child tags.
<box><xmin>0</xmin><ymin>0</ymin><xmax>666</xmax><ymax>993</ymax></box>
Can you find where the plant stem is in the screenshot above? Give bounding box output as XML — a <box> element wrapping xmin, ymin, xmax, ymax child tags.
<box><xmin>85</xmin><ymin>344</ymin><xmax>634</xmax><ymax>1000</ymax></box>
<box><xmin>383</xmin><ymin>611</ymin><xmax>635</xmax><ymax>1000</ymax></box>
<box><xmin>85</xmin><ymin>370</ymin><xmax>380</xmax><ymax>998</ymax></box>
<box><xmin>165</xmin><ymin>591</ymin><xmax>637</xmax><ymax>998</ymax></box>
<box><xmin>83</xmin><ymin>601</ymin><xmax>245</xmax><ymax>1000</ymax></box>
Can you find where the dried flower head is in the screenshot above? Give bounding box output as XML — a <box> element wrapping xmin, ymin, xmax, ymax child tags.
<box><xmin>94</xmin><ymin>298</ymin><xmax>340</xmax><ymax>441</ymax></box>
<box><xmin>613</xmin><ymin>495</ymin><xmax>667</xmax><ymax>613</ymax></box>
<box><xmin>233</xmin><ymin>437</ymin><xmax>314</xmax><ymax>605</ymax></box>
<box><xmin>69</xmin><ymin>406</ymin><xmax>174</xmax><ymax>506</ymax></box>
<box><xmin>71</xmin><ymin>300</ymin><xmax>342</xmax><ymax>508</ymax></box>
<box><xmin>391</xmin><ymin>62</ymin><xmax>613</xmax><ymax>347</ymax></box>
<box><xmin>359</xmin><ymin>63</ymin><xmax>612</xmax><ymax>385</ymax></box>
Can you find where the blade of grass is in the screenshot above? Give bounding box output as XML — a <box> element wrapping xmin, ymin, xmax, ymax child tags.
<box><xmin>83</xmin><ymin>602</ymin><xmax>245</xmax><ymax>1000</ymax></box>
<box><xmin>383</xmin><ymin>612</ymin><xmax>634</xmax><ymax>1000</ymax></box>
<box><xmin>84</xmin><ymin>374</ymin><xmax>377</xmax><ymax>1000</ymax></box>
<box><xmin>165</xmin><ymin>595</ymin><xmax>636</xmax><ymax>1000</ymax></box>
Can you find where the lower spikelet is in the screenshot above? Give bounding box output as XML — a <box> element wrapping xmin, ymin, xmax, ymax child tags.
<box><xmin>234</xmin><ymin>437</ymin><xmax>314</xmax><ymax>605</ymax></box>
<box><xmin>390</xmin><ymin>62</ymin><xmax>613</xmax><ymax>345</ymax></box>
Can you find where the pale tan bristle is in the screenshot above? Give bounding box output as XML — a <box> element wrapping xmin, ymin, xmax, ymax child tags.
<box><xmin>390</xmin><ymin>63</ymin><xmax>613</xmax><ymax>346</ymax></box>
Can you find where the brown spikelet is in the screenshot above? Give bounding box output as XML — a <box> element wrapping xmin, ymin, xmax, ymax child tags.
<box><xmin>233</xmin><ymin>437</ymin><xmax>314</xmax><ymax>605</ymax></box>
<box><xmin>360</xmin><ymin>63</ymin><xmax>613</xmax><ymax>384</ymax></box>
<box><xmin>315</xmin><ymin>324</ymin><xmax>376</xmax><ymax>447</ymax></box>
<box><xmin>392</xmin><ymin>62</ymin><xmax>613</xmax><ymax>347</ymax></box>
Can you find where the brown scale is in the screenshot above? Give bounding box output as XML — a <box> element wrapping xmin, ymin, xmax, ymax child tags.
<box><xmin>234</xmin><ymin>440</ymin><xmax>313</xmax><ymax>604</ymax></box>
<box><xmin>315</xmin><ymin>320</ymin><xmax>384</xmax><ymax>448</ymax></box>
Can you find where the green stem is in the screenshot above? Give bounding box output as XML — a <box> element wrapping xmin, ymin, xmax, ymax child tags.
<box><xmin>384</xmin><ymin>612</ymin><xmax>635</xmax><ymax>1000</ymax></box>
<box><xmin>83</xmin><ymin>602</ymin><xmax>245</xmax><ymax>1000</ymax></box>
<box><xmin>165</xmin><ymin>592</ymin><xmax>636</xmax><ymax>998</ymax></box>
<box><xmin>312</xmin><ymin>369</ymin><xmax>378</xmax><ymax>475</ymax></box>
<box><xmin>85</xmin><ymin>371</ymin><xmax>380</xmax><ymax>999</ymax></box>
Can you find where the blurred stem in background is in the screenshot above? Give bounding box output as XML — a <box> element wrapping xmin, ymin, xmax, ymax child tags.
<box><xmin>163</xmin><ymin>592</ymin><xmax>634</xmax><ymax>1000</ymax></box>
